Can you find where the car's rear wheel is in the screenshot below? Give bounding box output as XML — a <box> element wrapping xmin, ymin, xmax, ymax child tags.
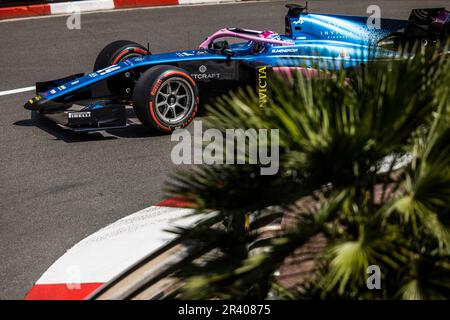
<box><xmin>132</xmin><ymin>65</ymin><xmax>199</xmax><ymax>132</ymax></box>
<box><xmin>94</xmin><ymin>40</ymin><xmax>150</xmax><ymax>71</ymax></box>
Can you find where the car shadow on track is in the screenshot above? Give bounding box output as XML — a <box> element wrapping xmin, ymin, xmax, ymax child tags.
<box><xmin>14</xmin><ymin>118</ymin><xmax>117</xmax><ymax>143</ymax></box>
<box><xmin>14</xmin><ymin>110</ymin><xmax>167</xmax><ymax>143</ymax></box>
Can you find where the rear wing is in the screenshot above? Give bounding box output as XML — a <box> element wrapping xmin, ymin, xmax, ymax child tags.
<box><xmin>404</xmin><ymin>8</ymin><xmax>450</xmax><ymax>43</ymax></box>
<box><xmin>285</xmin><ymin>5</ymin><xmax>407</xmax><ymax>44</ymax></box>
<box><xmin>284</xmin><ymin>4</ymin><xmax>448</xmax><ymax>45</ymax></box>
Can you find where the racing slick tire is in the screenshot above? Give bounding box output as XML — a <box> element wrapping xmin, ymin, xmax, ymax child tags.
<box><xmin>132</xmin><ymin>65</ymin><xmax>199</xmax><ymax>133</ymax></box>
<box><xmin>93</xmin><ymin>40</ymin><xmax>150</xmax><ymax>71</ymax></box>
<box><xmin>94</xmin><ymin>40</ymin><xmax>151</xmax><ymax>96</ymax></box>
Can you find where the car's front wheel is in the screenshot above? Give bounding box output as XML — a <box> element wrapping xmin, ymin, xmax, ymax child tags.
<box><xmin>93</xmin><ymin>40</ymin><xmax>151</xmax><ymax>96</ymax></box>
<box><xmin>132</xmin><ymin>65</ymin><xmax>199</xmax><ymax>132</ymax></box>
<box><xmin>94</xmin><ymin>40</ymin><xmax>150</xmax><ymax>71</ymax></box>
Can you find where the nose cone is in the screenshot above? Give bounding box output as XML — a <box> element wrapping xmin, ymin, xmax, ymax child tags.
<box><xmin>24</xmin><ymin>95</ymin><xmax>62</xmax><ymax>111</ymax></box>
<box><xmin>24</xmin><ymin>95</ymin><xmax>43</xmax><ymax>110</ymax></box>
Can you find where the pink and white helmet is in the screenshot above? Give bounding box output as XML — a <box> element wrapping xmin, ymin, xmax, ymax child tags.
<box><xmin>258</xmin><ymin>30</ymin><xmax>281</xmax><ymax>40</ymax></box>
<box><xmin>252</xmin><ymin>30</ymin><xmax>281</xmax><ymax>52</ymax></box>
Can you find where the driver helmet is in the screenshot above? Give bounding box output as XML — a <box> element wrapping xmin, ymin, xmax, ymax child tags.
<box><xmin>260</xmin><ymin>30</ymin><xmax>281</xmax><ymax>40</ymax></box>
<box><xmin>252</xmin><ymin>30</ymin><xmax>281</xmax><ymax>52</ymax></box>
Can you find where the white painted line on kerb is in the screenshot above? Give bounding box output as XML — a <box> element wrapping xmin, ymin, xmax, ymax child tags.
<box><xmin>35</xmin><ymin>205</ymin><xmax>198</xmax><ymax>285</ymax></box>
<box><xmin>0</xmin><ymin>86</ymin><xmax>35</xmax><ymax>97</ymax></box>
<box><xmin>0</xmin><ymin>1</ymin><xmax>268</xmax><ymax>23</ymax></box>
<box><xmin>50</xmin><ymin>0</ymin><xmax>115</xmax><ymax>15</ymax></box>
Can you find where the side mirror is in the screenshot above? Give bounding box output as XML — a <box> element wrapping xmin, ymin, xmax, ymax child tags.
<box><xmin>209</xmin><ymin>40</ymin><xmax>229</xmax><ymax>51</ymax></box>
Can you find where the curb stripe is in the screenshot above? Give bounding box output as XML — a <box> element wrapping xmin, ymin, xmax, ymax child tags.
<box><xmin>113</xmin><ymin>0</ymin><xmax>178</xmax><ymax>9</ymax></box>
<box><xmin>25</xmin><ymin>283</ymin><xmax>103</xmax><ymax>300</ymax></box>
<box><xmin>0</xmin><ymin>0</ymin><xmax>236</xmax><ymax>20</ymax></box>
<box><xmin>156</xmin><ymin>196</ymin><xmax>193</xmax><ymax>208</ymax></box>
<box><xmin>50</xmin><ymin>0</ymin><xmax>115</xmax><ymax>14</ymax></box>
<box><xmin>0</xmin><ymin>4</ymin><xmax>50</xmax><ymax>19</ymax></box>
<box><xmin>24</xmin><ymin>199</ymin><xmax>198</xmax><ymax>300</ymax></box>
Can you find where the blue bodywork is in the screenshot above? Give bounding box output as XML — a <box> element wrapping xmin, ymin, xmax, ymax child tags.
<box><xmin>31</xmin><ymin>12</ymin><xmax>409</xmax><ymax>106</ymax></box>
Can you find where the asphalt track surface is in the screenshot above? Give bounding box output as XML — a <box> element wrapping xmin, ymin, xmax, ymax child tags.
<box><xmin>1</xmin><ymin>0</ymin><xmax>449</xmax><ymax>299</ymax></box>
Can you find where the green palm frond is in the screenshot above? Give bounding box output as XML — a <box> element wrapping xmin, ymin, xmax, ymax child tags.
<box><xmin>177</xmin><ymin>190</ymin><xmax>347</xmax><ymax>299</ymax></box>
<box><xmin>396</xmin><ymin>251</ymin><xmax>450</xmax><ymax>300</ymax></box>
<box><xmin>165</xmin><ymin>45</ymin><xmax>450</xmax><ymax>300</ymax></box>
<box><xmin>383</xmin><ymin>100</ymin><xmax>450</xmax><ymax>249</ymax></box>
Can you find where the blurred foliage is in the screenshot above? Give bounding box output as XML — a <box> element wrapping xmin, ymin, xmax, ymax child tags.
<box><xmin>166</xmin><ymin>45</ymin><xmax>450</xmax><ymax>300</ymax></box>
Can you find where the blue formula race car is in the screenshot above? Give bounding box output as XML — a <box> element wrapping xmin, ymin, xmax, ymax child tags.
<box><xmin>24</xmin><ymin>4</ymin><xmax>449</xmax><ymax>133</ymax></box>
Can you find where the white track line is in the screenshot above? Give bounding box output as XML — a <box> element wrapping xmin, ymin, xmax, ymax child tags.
<box><xmin>0</xmin><ymin>1</ymin><xmax>268</xmax><ymax>96</ymax></box>
<box><xmin>0</xmin><ymin>86</ymin><xmax>35</xmax><ymax>97</ymax></box>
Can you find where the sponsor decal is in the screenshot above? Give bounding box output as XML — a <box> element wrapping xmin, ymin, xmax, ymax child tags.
<box><xmin>293</xmin><ymin>16</ymin><xmax>305</xmax><ymax>25</ymax></box>
<box><xmin>258</xmin><ymin>66</ymin><xmax>268</xmax><ymax>109</ymax></box>
<box><xmin>131</xmin><ymin>57</ymin><xmax>145</xmax><ymax>62</ymax></box>
<box><xmin>133</xmin><ymin>48</ymin><xmax>149</xmax><ymax>56</ymax></box>
<box><xmin>151</xmin><ymin>79</ymin><xmax>163</xmax><ymax>96</ymax></box>
<box><xmin>68</xmin><ymin>111</ymin><xmax>91</xmax><ymax>119</ymax></box>
<box><xmin>271</xmin><ymin>48</ymin><xmax>298</xmax><ymax>54</ymax></box>
<box><xmin>176</xmin><ymin>52</ymin><xmax>195</xmax><ymax>57</ymax></box>
<box><xmin>97</xmin><ymin>65</ymin><xmax>121</xmax><ymax>76</ymax></box>
<box><xmin>191</xmin><ymin>73</ymin><xmax>220</xmax><ymax>80</ymax></box>
<box><xmin>318</xmin><ymin>21</ymin><xmax>366</xmax><ymax>39</ymax></box>
<box><xmin>191</xmin><ymin>65</ymin><xmax>220</xmax><ymax>80</ymax></box>
<box><xmin>337</xmin><ymin>49</ymin><xmax>351</xmax><ymax>59</ymax></box>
